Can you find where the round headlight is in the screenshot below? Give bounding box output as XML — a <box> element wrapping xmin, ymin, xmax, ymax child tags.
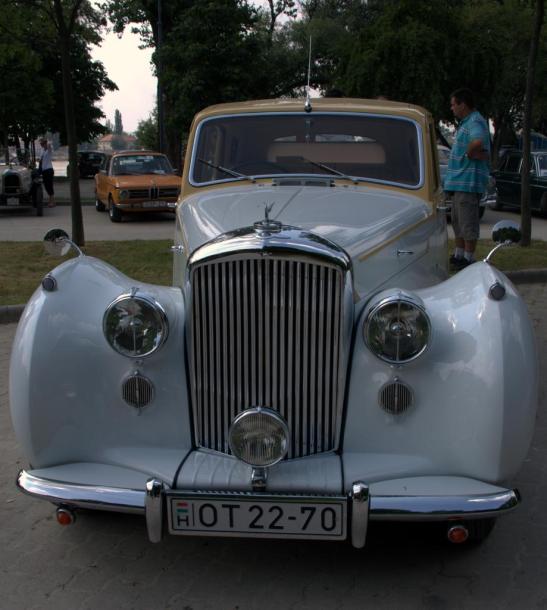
<box><xmin>119</xmin><ymin>189</ymin><xmax>129</xmax><ymax>200</ymax></box>
<box><xmin>364</xmin><ymin>294</ymin><xmax>430</xmax><ymax>364</ymax></box>
<box><xmin>103</xmin><ymin>294</ymin><xmax>168</xmax><ymax>358</ymax></box>
<box><xmin>229</xmin><ymin>407</ymin><xmax>289</xmax><ymax>467</ymax></box>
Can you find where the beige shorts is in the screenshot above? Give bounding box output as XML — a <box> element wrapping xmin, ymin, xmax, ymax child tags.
<box><xmin>451</xmin><ymin>191</ymin><xmax>481</xmax><ymax>241</ymax></box>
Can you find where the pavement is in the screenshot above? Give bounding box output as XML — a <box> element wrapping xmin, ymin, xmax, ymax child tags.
<box><xmin>1</xmin><ymin>282</ymin><xmax>546</xmax><ymax>609</ymax></box>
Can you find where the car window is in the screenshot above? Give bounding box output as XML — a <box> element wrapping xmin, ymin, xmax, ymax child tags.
<box><xmin>192</xmin><ymin>113</ymin><xmax>422</xmax><ymax>188</ymax></box>
<box><xmin>111</xmin><ymin>155</ymin><xmax>174</xmax><ymax>176</ymax></box>
<box><xmin>505</xmin><ymin>155</ymin><xmax>522</xmax><ymax>173</ymax></box>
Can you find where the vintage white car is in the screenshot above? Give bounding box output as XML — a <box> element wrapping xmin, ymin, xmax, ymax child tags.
<box><xmin>10</xmin><ymin>98</ymin><xmax>537</xmax><ymax>547</ymax></box>
<box><xmin>0</xmin><ymin>161</ymin><xmax>43</xmax><ymax>215</ymax></box>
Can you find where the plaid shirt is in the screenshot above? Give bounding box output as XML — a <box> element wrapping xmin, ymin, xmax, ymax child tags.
<box><xmin>444</xmin><ymin>110</ymin><xmax>490</xmax><ymax>194</ymax></box>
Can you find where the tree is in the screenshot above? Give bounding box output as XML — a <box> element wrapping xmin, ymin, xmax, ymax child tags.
<box><xmin>114</xmin><ymin>108</ymin><xmax>124</xmax><ymax>135</ymax></box>
<box><xmin>135</xmin><ymin>107</ymin><xmax>159</xmax><ymax>150</ymax></box>
<box><xmin>104</xmin><ymin>0</ymin><xmax>303</xmax><ymax>168</ymax></box>
<box><xmin>2</xmin><ymin>0</ymin><xmax>115</xmax><ymax>246</ymax></box>
<box><xmin>521</xmin><ymin>0</ymin><xmax>545</xmax><ymax>247</ymax></box>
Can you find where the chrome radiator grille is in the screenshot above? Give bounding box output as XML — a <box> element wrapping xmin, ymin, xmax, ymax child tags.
<box><xmin>189</xmin><ymin>255</ymin><xmax>346</xmax><ymax>459</ymax></box>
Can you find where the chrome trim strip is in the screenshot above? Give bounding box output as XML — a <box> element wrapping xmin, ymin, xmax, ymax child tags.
<box><xmin>16</xmin><ymin>470</ymin><xmax>146</xmax><ymax>514</ymax></box>
<box><xmin>145</xmin><ymin>478</ymin><xmax>164</xmax><ymax>543</ymax></box>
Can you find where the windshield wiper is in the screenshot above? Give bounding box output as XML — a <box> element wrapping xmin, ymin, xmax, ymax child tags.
<box><xmin>298</xmin><ymin>157</ymin><xmax>359</xmax><ymax>184</ymax></box>
<box><xmin>197</xmin><ymin>158</ymin><xmax>253</xmax><ymax>181</ymax></box>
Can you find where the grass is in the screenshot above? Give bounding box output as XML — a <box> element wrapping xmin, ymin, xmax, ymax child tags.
<box><xmin>0</xmin><ymin>240</ymin><xmax>173</xmax><ymax>306</ymax></box>
<box><xmin>1</xmin><ymin>238</ymin><xmax>546</xmax><ymax>306</ymax></box>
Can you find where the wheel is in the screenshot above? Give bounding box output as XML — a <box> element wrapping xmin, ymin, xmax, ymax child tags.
<box><xmin>108</xmin><ymin>196</ymin><xmax>122</xmax><ymax>222</ymax></box>
<box><xmin>95</xmin><ymin>194</ymin><xmax>105</xmax><ymax>212</ymax></box>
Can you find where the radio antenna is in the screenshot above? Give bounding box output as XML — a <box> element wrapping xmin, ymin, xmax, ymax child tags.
<box><xmin>305</xmin><ymin>36</ymin><xmax>312</xmax><ymax>113</ymax></box>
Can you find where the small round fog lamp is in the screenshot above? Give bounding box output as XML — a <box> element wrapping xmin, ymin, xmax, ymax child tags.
<box><xmin>229</xmin><ymin>407</ymin><xmax>289</xmax><ymax>467</ymax></box>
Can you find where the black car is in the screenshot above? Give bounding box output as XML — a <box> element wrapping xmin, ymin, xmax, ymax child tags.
<box><xmin>68</xmin><ymin>151</ymin><xmax>107</xmax><ymax>178</ymax></box>
<box><xmin>491</xmin><ymin>150</ymin><xmax>547</xmax><ymax>214</ymax></box>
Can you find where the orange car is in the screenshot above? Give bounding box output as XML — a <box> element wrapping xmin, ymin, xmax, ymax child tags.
<box><xmin>94</xmin><ymin>151</ymin><xmax>181</xmax><ymax>222</ymax></box>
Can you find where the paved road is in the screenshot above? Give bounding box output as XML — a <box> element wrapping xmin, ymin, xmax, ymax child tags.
<box><xmin>1</xmin><ymin>282</ymin><xmax>546</xmax><ymax>610</ymax></box>
<box><xmin>0</xmin><ymin>200</ymin><xmax>175</xmax><ymax>242</ymax></box>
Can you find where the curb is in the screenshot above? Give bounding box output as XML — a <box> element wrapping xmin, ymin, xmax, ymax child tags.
<box><xmin>1</xmin><ymin>268</ymin><xmax>546</xmax><ymax>325</ymax></box>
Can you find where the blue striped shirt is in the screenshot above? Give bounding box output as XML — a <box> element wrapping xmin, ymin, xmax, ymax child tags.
<box><xmin>444</xmin><ymin>110</ymin><xmax>490</xmax><ymax>194</ymax></box>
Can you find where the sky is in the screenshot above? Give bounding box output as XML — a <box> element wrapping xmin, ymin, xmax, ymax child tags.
<box><xmin>92</xmin><ymin>29</ymin><xmax>156</xmax><ymax>134</ymax></box>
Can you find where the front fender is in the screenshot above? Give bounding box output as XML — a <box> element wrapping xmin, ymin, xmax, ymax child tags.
<box><xmin>9</xmin><ymin>256</ymin><xmax>191</xmax><ymax>485</ymax></box>
<box><xmin>343</xmin><ymin>261</ymin><xmax>537</xmax><ymax>487</ymax></box>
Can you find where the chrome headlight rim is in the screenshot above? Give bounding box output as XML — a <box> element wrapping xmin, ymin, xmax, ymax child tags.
<box><xmin>118</xmin><ymin>189</ymin><xmax>130</xmax><ymax>200</ymax></box>
<box><xmin>103</xmin><ymin>293</ymin><xmax>169</xmax><ymax>358</ymax></box>
<box><xmin>363</xmin><ymin>291</ymin><xmax>431</xmax><ymax>365</ymax></box>
<box><xmin>229</xmin><ymin>406</ymin><xmax>290</xmax><ymax>468</ymax></box>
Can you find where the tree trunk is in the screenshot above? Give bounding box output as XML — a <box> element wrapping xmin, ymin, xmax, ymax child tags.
<box><xmin>53</xmin><ymin>0</ymin><xmax>84</xmax><ymax>246</ymax></box>
<box><xmin>520</xmin><ymin>0</ymin><xmax>544</xmax><ymax>248</ymax></box>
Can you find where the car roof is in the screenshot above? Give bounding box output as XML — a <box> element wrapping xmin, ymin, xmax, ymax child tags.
<box><xmin>192</xmin><ymin>97</ymin><xmax>431</xmax><ymax>125</ymax></box>
<box><xmin>111</xmin><ymin>150</ymin><xmax>164</xmax><ymax>157</ymax></box>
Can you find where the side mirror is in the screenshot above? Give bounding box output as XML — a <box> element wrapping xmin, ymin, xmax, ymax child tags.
<box><xmin>491</xmin><ymin>220</ymin><xmax>521</xmax><ymax>244</ymax></box>
<box><xmin>43</xmin><ymin>229</ymin><xmax>83</xmax><ymax>257</ymax></box>
<box><xmin>486</xmin><ymin>220</ymin><xmax>521</xmax><ymax>264</ymax></box>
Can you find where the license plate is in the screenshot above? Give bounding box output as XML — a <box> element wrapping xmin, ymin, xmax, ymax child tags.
<box><xmin>142</xmin><ymin>201</ymin><xmax>166</xmax><ymax>208</ymax></box>
<box><xmin>167</xmin><ymin>493</ymin><xmax>347</xmax><ymax>540</ymax></box>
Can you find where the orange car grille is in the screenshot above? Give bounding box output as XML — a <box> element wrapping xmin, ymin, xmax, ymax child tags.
<box><xmin>127</xmin><ymin>187</ymin><xmax>179</xmax><ymax>200</ymax></box>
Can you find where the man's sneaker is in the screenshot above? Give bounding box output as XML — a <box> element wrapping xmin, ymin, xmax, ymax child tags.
<box><xmin>449</xmin><ymin>254</ymin><xmax>465</xmax><ymax>269</ymax></box>
<box><xmin>453</xmin><ymin>257</ymin><xmax>474</xmax><ymax>271</ymax></box>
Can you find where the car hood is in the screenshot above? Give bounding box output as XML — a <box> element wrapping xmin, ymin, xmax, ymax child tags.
<box><xmin>179</xmin><ymin>184</ymin><xmax>431</xmax><ymax>259</ymax></box>
<box><xmin>113</xmin><ymin>174</ymin><xmax>181</xmax><ymax>189</ymax></box>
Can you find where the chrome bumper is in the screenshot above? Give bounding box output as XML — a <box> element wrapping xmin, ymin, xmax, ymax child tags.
<box><xmin>17</xmin><ymin>470</ymin><xmax>520</xmax><ymax>549</ymax></box>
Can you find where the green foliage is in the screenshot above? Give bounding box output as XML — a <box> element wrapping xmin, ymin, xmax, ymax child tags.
<box><xmin>0</xmin><ymin>0</ymin><xmax>116</xmax><ymax>148</ymax></box>
<box><xmin>135</xmin><ymin>107</ymin><xmax>159</xmax><ymax>150</ymax></box>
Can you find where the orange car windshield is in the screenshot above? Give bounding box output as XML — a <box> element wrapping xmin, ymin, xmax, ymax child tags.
<box><xmin>112</xmin><ymin>155</ymin><xmax>173</xmax><ymax>176</ymax></box>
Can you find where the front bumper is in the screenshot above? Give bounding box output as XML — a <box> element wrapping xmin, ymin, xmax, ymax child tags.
<box><xmin>17</xmin><ymin>470</ymin><xmax>520</xmax><ymax>548</ymax></box>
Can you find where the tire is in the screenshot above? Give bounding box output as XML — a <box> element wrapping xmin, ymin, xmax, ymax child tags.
<box><xmin>479</xmin><ymin>206</ymin><xmax>485</xmax><ymax>219</ymax></box>
<box><xmin>95</xmin><ymin>194</ymin><xmax>105</xmax><ymax>212</ymax></box>
<box><xmin>108</xmin><ymin>196</ymin><xmax>122</xmax><ymax>222</ymax></box>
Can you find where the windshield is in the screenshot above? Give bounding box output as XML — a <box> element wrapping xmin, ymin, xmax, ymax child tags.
<box><xmin>112</xmin><ymin>154</ymin><xmax>173</xmax><ymax>176</ymax></box>
<box><xmin>191</xmin><ymin>113</ymin><xmax>422</xmax><ymax>188</ymax></box>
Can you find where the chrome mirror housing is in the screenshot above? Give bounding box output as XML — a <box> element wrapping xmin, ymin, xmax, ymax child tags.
<box><xmin>485</xmin><ymin>220</ymin><xmax>521</xmax><ymax>264</ymax></box>
<box><xmin>43</xmin><ymin>229</ymin><xmax>83</xmax><ymax>257</ymax></box>
<box><xmin>491</xmin><ymin>220</ymin><xmax>521</xmax><ymax>245</ymax></box>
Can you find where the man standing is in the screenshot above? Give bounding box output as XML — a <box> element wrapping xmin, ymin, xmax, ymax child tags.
<box><xmin>39</xmin><ymin>138</ymin><xmax>55</xmax><ymax>208</ymax></box>
<box><xmin>444</xmin><ymin>88</ymin><xmax>490</xmax><ymax>270</ymax></box>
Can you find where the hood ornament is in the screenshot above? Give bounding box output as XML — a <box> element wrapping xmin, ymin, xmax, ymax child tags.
<box><xmin>254</xmin><ymin>203</ymin><xmax>282</xmax><ymax>234</ymax></box>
